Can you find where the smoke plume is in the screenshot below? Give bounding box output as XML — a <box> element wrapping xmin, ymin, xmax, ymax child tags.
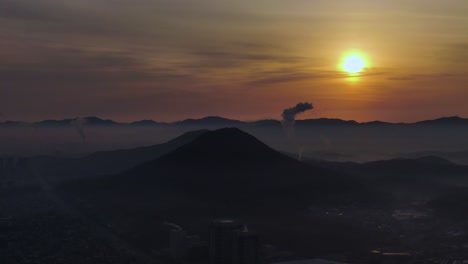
<box><xmin>298</xmin><ymin>146</ymin><xmax>305</xmax><ymax>161</ymax></box>
<box><xmin>163</xmin><ymin>221</ymin><xmax>183</xmax><ymax>231</ymax></box>
<box><xmin>71</xmin><ymin>118</ymin><xmax>88</xmax><ymax>142</ymax></box>
<box><xmin>281</xmin><ymin>102</ymin><xmax>313</xmax><ymax>161</ymax></box>
<box><xmin>282</xmin><ymin>102</ymin><xmax>314</xmax><ymax>127</ymax></box>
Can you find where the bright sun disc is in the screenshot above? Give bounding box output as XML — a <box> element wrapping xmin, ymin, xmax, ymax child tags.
<box><xmin>343</xmin><ymin>55</ymin><xmax>365</xmax><ymax>73</ymax></box>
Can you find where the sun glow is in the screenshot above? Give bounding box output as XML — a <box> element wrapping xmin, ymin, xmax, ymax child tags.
<box><xmin>342</xmin><ymin>54</ymin><xmax>366</xmax><ymax>73</ymax></box>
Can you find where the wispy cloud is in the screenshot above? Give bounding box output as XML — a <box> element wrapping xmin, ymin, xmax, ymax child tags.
<box><xmin>246</xmin><ymin>68</ymin><xmax>387</xmax><ymax>86</ymax></box>
<box><xmin>0</xmin><ymin>46</ymin><xmax>192</xmax><ymax>87</ymax></box>
<box><xmin>436</xmin><ymin>43</ymin><xmax>468</xmax><ymax>66</ymax></box>
<box><xmin>388</xmin><ymin>73</ymin><xmax>456</xmax><ymax>81</ymax></box>
<box><xmin>182</xmin><ymin>50</ymin><xmax>308</xmax><ymax>70</ymax></box>
<box><xmin>0</xmin><ymin>0</ymin><xmax>467</xmax><ymax>121</ymax></box>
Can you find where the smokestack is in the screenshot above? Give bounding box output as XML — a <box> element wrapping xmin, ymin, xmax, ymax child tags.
<box><xmin>71</xmin><ymin>118</ymin><xmax>88</xmax><ymax>142</ymax></box>
<box><xmin>281</xmin><ymin>102</ymin><xmax>313</xmax><ymax>160</ymax></box>
<box><xmin>282</xmin><ymin>102</ymin><xmax>314</xmax><ymax>128</ymax></box>
<box><xmin>298</xmin><ymin>146</ymin><xmax>305</xmax><ymax>161</ymax></box>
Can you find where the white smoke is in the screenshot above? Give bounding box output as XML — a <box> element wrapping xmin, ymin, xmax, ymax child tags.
<box><xmin>281</xmin><ymin>102</ymin><xmax>314</xmax><ymax>161</ymax></box>
<box><xmin>298</xmin><ymin>146</ymin><xmax>305</xmax><ymax>161</ymax></box>
<box><xmin>71</xmin><ymin>118</ymin><xmax>88</xmax><ymax>142</ymax></box>
<box><xmin>163</xmin><ymin>221</ymin><xmax>183</xmax><ymax>231</ymax></box>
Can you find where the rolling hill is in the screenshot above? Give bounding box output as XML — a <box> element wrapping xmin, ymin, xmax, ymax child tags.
<box><xmin>35</xmin><ymin>129</ymin><xmax>209</xmax><ymax>182</ymax></box>
<box><xmin>3</xmin><ymin>115</ymin><xmax>468</xmax><ymax>128</ymax></box>
<box><xmin>63</xmin><ymin>128</ymin><xmax>379</xmax><ymax>209</ymax></box>
<box><xmin>56</xmin><ymin>128</ymin><xmax>391</xmax><ymax>255</ymax></box>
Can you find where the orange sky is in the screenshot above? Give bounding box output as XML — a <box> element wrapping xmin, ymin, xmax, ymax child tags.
<box><xmin>1</xmin><ymin>0</ymin><xmax>467</xmax><ymax>122</ymax></box>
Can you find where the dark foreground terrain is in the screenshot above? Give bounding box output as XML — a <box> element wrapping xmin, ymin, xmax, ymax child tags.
<box><xmin>0</xmin><ymin>187</ymin><xmax>154</xmax><ymax>264</ymax></box>
<box><xmin>2</xmin><ymin>128</ymin><xmax>468</xmax><ymax>263</ymax></box>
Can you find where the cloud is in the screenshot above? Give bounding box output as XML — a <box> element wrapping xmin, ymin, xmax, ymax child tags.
<box><xmin>436</xmin><ymin>43</ymin><xmax>468</xmax><ymax>67</ymax></box>
<box><xmin>246</xmin><ymin>72</ymin><xmax>314</xmax><ymax>86</ymax></box>
<box><xmin>0</xmin><ymin>0</ymin><xmax>123</xmax><ymax>35</ymax></box>
<box><xmin>182</xmin><ymin>50</ymin><xmax>307</xmax><ymax>70</ymax></box>
<box><xmin>388</xmin><ymin>76</ymin><xmax>415</xmax><ymax>81</ymax></box>
<box><xmin>388</xmin><ymin>73</ymin><xmax>456</xmax><ymax>81</ymax></box>
<box><xmin>1</xmin><ymin>0</ymin><xmax>464</xmax><ymax>122</ymax></box>
<box><xmin>192</xmin><ymin>51</ymin><xmax>304</xmax><ymax>63</ymax></box>
<box><xmin>0</xmin><ymin>0</ymin><xmax>59</xmax><ymax>21</ymax></box>
<box><xmin>0</xmin><ymin>46</ymin><xmax>190</xmax><ymax>84</ymax></box>
<box><xmin>246</xmin><ymin>68</ymin><xmax>387</xmax><ymax>86</ymax></box>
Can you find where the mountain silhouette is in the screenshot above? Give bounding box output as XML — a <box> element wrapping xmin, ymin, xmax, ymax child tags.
<box><xmin>415</xmin><ymin>116</ymin><xmax>468</xmax><ymax>125</ymax></box>
<box><xmin>39</xmin><ymin>130</ymin><xmax>209</xmax><ymax>182</ymax></box>
<box><xmin>398</xmin><ymin>150</ymin><xmax>468</xmax><ymax>165</ymax></box>
<box><xmin>174</xmin><ymin>116</ymin><xmax>245</xmax><ymax>126</ymax></box>
<box><xmin>0</xmin><ymin>121</ymin><xmax>23</xmax><ymax>126</ymax></box>
<box><xmin>361</xmin><ymin>120</ymin><xmax>394</xmax><ymax>125</ymax></box>
<box><xmin>306</xmin><ymin>156</ymin><xmax>468</xmax><ymax>193</ymax></box>
<box><xmin>359</xmin><ymin>157</ymin><xmax>468</xmax><ymax>186</ymax></box>
<box><xmin>296</xmin><ymin>118</ymin><xmax>359</xmax><ymax>126</ymax></box>
<box><xmin>58</xmin><ymin>128</ymin><xmax>386</xmax><ymax>256</ymax></box>
<box><xmin>129</xmin><ymin>120</ymin><xmax>167</xmax><ymax>126</ymax></box>
<box><xmin>37</xmin><ymin>118</ymin><xmax>75</xmax><ymax>126</ymax></box>
<box><xmin>3</xmin><ymin>115</ymin><xmax>468</xmax><ymax>127</ymax></box>
<box><xmin>155</xmin><ymin>127</ymin><xmax>289</xmax><ymax>164</ymax></box>
<box><xmin>80</xmin><ymin>116</ymin><xmax>119</xmax><ymax>126</ymax></box>
<box><xmin>248</xmin><ymin>119</ymin><xmax>282</xmax><ymax>127</ymax></box>
<box><xmin>81</xmin><ymin>129</ymin><xmax>208</xmax><ymax>174</ymax></box>
<box><xmin>364</xmin><ymin>156</ymin><xmax>454</xmax><ymax>168</ymax></box>
<box><xmin>32</xmin><ymin>116</ymin><xmax>118</xmax><ymax>127</ymax></box>
<box><xmin>67</xmin><ymin>128</ymin><xmax>375</xmax><ymax>209</ymax></box>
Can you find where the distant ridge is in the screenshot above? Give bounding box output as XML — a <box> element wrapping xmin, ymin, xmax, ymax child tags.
<box><xmin>174</xmin><ymin>116</ymin><xmax>245</xmax><ymax>126</ymax></box>
<box><xmin>129</xmin><ymin>120</ymin><xmax>166</xmax><ymax>126</ymax></box>
<box><xmin>2</xmin><ymin>115</ymin><xmax>468</xmax><ymax>127</ymax></box>
<box><xmin>59</xmin><ymin>128</ymin><xmax>389</xmax><ymax>257</ymax></box>
<box><xmin>296</xmin><ymin>118</ymin><xmax>358</xmax><ymax>126</ymax></box>
<box><xmin>30</xmin><ymin>116</ymin><xmax>119</xmax><ymax>127</ymax></box>
<box><xmin>68</xmin><ymin>127</ymin><xmax>373</xmax><ymax>207</ymax></box>
<box><xmin>154</xmin><ymin>127</ymin><xmax>288</xmax><ymax>164</ymax></box>
<box><xmin>415</xmin><ymin>116</ymin><xmax>468</xmax><ymax>125</ymax></box>
<box><xmin>36</xmin><ymin>129</ymin><xmax>209</xmax><ymax>181</ymax></box>
<box><xmin>37</xmin><ymin>118</ymin><xmax>75</xmax><ymax>126</ymax></box>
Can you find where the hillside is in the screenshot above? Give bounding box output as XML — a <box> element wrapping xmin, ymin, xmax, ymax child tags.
<box><xmin>59</xmin><ymin>128</ymin><xmax>383</xmax><ymax>255</ymax></box>
<box><xmin>81</xmin><ymin>128</ymin><xmax>373</xmax><ymax>207</ymax></box>
<box><xmin>36</xmin><ymin>130</ymin><xmax>209</xmax><ymax>182</ymax></box>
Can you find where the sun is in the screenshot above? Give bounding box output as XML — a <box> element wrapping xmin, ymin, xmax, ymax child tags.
<box><xmin>342</xmin><ymin>54</ymin><xmax>366</xmax><ymax>73</ymax></box>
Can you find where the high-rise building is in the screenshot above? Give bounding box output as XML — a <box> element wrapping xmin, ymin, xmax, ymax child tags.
<box><xmin>168</xmin><ymin>226</ymin><xmax>206</xmax><ymax>263</ymax></box>
<box><xmin>232</xmin><ymin>227</ymin><xmax>260</xmax><ymax>264</ymax></box>
<box><xmin>209</xmin><ymin>219</ymin><xmax>244</xmax><ymax>264</ymax></box>
<box><xmin>170</xmin><ymin>229</ymin><xmax>189</xmax><ymax>262</ymax></box>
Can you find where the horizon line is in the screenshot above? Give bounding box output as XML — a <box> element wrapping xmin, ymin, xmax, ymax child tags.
<box><xmin>0</xmin><ymin>115</ymin><xmax>466</xmax><ymax>125</ymax></box>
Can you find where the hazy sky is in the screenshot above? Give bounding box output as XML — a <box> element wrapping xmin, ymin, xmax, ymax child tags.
<box><xmin>1</xmin><ymin>0</ymin><xmax>467</xmax><ymax>122</ymax></box>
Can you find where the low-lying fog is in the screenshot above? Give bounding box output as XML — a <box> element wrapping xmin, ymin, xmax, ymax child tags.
<box><xmin>2</xmin><ymin>124</ymin><xmax>468</xmax><ymax>164</ymax></box>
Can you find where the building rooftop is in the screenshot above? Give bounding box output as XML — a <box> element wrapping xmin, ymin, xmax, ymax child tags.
<box><xmin>274</xmin><ymin>259</ymin><xmax>346</xmax><ymax>264</ymax></box>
